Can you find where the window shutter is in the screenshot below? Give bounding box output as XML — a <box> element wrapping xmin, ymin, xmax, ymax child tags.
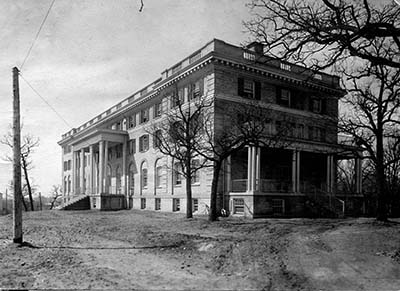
<box><xmin>254</xmin><ymin>81</ymin><xmax>261</xmax><ymax>100</ymax></box>
<box><xmin>238</xmin><ymin>78</ymin><xmax>244</xmax><ymax>96</ymax></box>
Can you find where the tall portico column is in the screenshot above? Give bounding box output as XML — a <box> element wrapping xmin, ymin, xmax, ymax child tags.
<box><xmin>122</xmin><ymin>139</ymin><xmax>127</xmax><ymax>196</ymax></box>
<box><xmin>247</xmin><ymin>146</ymin><xmax>253</xmax><ymax>192</ymax></box>
<box><xmin>104</xmin><ymin>141</ymin><xmax>109</xmax><ymax>194</ymax></box>
<box><xmin>89</xmin><ymin>145</ymin><xmax>94</xmax><ymax>194</ymax></box>
<box><xmin>296</xmin><ymin>151</ymin><xmax>301</xmax><ymax>192</ymax></box>
<box><xmin>255</xmin><ymin>147</ymin><xmax>261</xmax><ymax>192</ymax></box>
<box><xmin>99</xmin><ymin>141</ymin><xmax>104</xmax><ymax>194</ymax></box>
<box><xmin>80</xmin><ymin>149</ymin><xmax>85</xmax><ymax>194</ymax></box>
<box><xmin>71</xmin><ymin>149</ymin><xmax>76</xmax><ymax>194</ymax></box>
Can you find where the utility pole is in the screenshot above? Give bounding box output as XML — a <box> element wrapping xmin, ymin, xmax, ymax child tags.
<box><xmin>13</xmin><ymin>67</ymin><xmax>22</xmax><ymax>244</ymax></box>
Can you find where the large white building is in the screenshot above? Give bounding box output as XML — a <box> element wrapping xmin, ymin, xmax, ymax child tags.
<box><xmin>58</xmin><ymin>39</ymin><xmax>363</xmax><ymax>217</ymax></box>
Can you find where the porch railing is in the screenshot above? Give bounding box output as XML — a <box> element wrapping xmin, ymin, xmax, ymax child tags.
<box><xmin>231</xmin><ymin>179</ymin><xmax>292</xmax><ymax>193</ymax></box>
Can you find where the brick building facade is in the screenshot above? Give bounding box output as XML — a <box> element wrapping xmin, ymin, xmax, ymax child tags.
<box><xmin>58</xmin><ymin>39</ymin><xmax>363</xmax><ymax>217</ymax></box>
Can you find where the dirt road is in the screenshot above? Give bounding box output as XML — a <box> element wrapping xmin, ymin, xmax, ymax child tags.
<box><xmin>0</xmin><ymin>210</ymin><xmax>399</xmax><ymax>290</ymax></box>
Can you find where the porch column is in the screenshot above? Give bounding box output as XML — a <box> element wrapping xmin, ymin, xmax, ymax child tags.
<box><xmin>247</xmin><ymin>146</ymin><xmax>253</xmax><ymax>192</ymax></box>
<box><xmin>254</xmin><ymin>147</ymin><xmax>261</xmax><ymax>192</ymax></box>
<box><xmin>71</xmin><ymin>149</ymin><xmax>76</xmax><ymax>194</ymax></box>
<box><xmin>292</xmin><ymin>150</ymin><xmax>297</xmax><ymax>193</ymax></box>
<box><xmin>104</xmin><ymin>141</ymin><xmax>109</xmax><ymax>193</ymax></box>
<box><xmin>99</xmin><ymin>141</ymin><xmax>104</xmax><ymax>194</ymax></box>
<box><xmin>355</xmin><ymin>157</ymin><xmax>362</xmax><ymax>194</ymax></box>
<box><xmin>89</xmin><ymin>145</ymin><xmax>94</xmax><ymax>194</ymax></box>
<box><xmin>80</xmin><ymin>149</ymin><xmax>85</xmax><ymax>194</ymax></box>
<box><xmin>122</xmin><ymin>139</ymin><xmax>127</xmax><ymax>196</ymax></box>
<box><xmin>296</xmin><ymin>151</ymin><xmax>301</xmax><ymax>192</ymax></box>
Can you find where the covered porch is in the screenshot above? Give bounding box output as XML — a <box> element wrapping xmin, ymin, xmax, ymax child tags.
<box><xmin>67</xmin><ymin>129</ymin><xmax>129</xmax><ymax>210</ymax></box>
<box><xmin>226</xmin><ymin>146</ymin><xmax>362</xmax><ymax>217</ymax></box>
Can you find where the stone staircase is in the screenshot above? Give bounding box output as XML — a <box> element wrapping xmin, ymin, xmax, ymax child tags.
<box><xmin>58</xmin><ymin>195</ymin><xmax>90</xmax><ymax>210</ymax></box>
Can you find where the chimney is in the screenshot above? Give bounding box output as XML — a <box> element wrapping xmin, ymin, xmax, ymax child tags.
<box><xmin>246</xmin><ymin>42</ymin><xmax>264</xmax><ymax>56</ymax></box>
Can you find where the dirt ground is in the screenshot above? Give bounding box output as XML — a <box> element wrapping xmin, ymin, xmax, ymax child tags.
<box><xmin>0</xmin><ymin>210</ymin><xmax>399</xmax><ymax>290</ymax></box>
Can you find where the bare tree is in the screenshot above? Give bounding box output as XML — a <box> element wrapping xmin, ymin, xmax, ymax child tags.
<box><xmin>339</xmin><ymin>43</ymin><xmax>400</xmax><ymax>221</ymax></box>
<box><xmin>245</xmin><ymin>0</ymin><xmax>400</xmax><ymax>70</ymax></box>
<box><xmin>151</xmin><ymin>96</ymin><xmax>211</xmax><ymax>219</ymax></box>
<box><xmin>1</xmin><ymin>130</ymin><xmax>40</xmax><ymax>211</ymax></box>
<box><xmin>198</xmin><ymin>99</ymin><xmax>292</xmax><ymax>221</ymax></box>
<box><xmin>49</xmin><ymin>184</ymin><xmax>62</xmax><ymax>210</ymax></box>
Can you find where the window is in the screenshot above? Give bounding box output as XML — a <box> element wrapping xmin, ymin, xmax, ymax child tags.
<box><xmin>67</xmin><ymin>160</ymin><xmax>71</xmax><ymax>170</ymax></box>
<box><xmin>296</xmin><ymin>124</ymin><xmax>305</xmax><ymax>139</ymax></box>
<box><xmin>311</xmin><ymin>98</ymin><xmax>323</xmax><ymax>113</ymax></box>
<box><xmin>190</xmin><ymin>79</ymin><xmax>203</xmax><ymax>100</ymax></box>
<box><xmin>64</xmin><ymin>161</ymin><xmax>67</xmax><ymax>171</ymax></box>
<box><xmin>172</xmin><ymin>90</ymin><xmax>184</xmax><ymax>108</ymax></box>
<box><xmin>116</xmin><ymin>145</ymin><xmax>122</xmax><ymax>158</ymax></box>
<box><xmin>155</xmin><ymin>166</ymin><xmax>163</xmax><ymax>188</ymax></box>
<box><xmin>153</xmin><ymin>130</ymin><xmax>162</xmax><ymax>148</ymax></box>
<box><xmin>139</xmin><ymin>134</ymin><xmax>149</xmax><ymax>152</ymax></box>
<box><xmin>238</xmin><ymin>78</ymin><xmax>261</xmax><ymax>99</ymax></box>
<box><xmin>272</xmin><ymin>199</ymin><xmax>285</xmax><ymax>215</ymax></box>
<box><xmin>108</xmin><ymin>149</ymin><xmax>113</xmax><ymax>160</ymax></box>
<box><xmin>173</xmin><ymin>163</ymin><xmax>182</xmax><ymax>186</ymax></box>
<box><xmin>141</xmin><ymin>168</ymin><xmax>148</xmax><ymax>189</ymax></box>
<box><xmin>140</xmin><ymin>108</ymin><xmax>149</xmax><ymax>124</ymax></box>
<box><xmin>191</xmin><ymin>159</ymin><xmax>200</xmax><ymax>184</ymax></box>
<box><xmin>192</xmin><ymin>199</ymin><xmax>198</xmax><ymax>212</ymax></box>
<box><xmin>155</xmin><ymin>198</ymin><xmax>161</xmax><ymax>210</ymax></box>
<box><xmin>309</xmin><ymin>126</ymin><xmax>325</xmax><ymax>142</ymax></box>
<box><xmin>278</xmin><ymin>89</ymin><xmax>291</xmax><ymax>107</ymax></box>
<box><xmin>129</xmin><ymin>139</ymin><xmax>136</xmax><ymax>155</ymax></box>
<box><xmin>128</xmin><ymin>114</ymin><xmax>136</xmax><ymax>128</ymax></box>
<box><xmin>140</xmin><ymin>198</ymin><xmax>146</xmax><ymax>209</ymax></box>
<box><xmin>233</xmin><ymin>198</ymin><xmax>244</xmax><ymax>214</ymax></box>
<box><xmin>173</xmin><ymin>198</ymin><xmax>180</xmax><ymax>212</ymax></box>
<box><xmin>154</xmin><ymin>101</ymin><xmax>162</xmax><ymax>118</ymax></box>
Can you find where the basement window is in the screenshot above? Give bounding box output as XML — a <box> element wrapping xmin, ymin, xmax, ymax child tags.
<box><xmin>232</xmin><ymin>198</ymin><xmax>245</xmax><ymax>215</ymax></box>
<box><xmin>173</xmin><ymin>198</ymin><xmax>180</xmax><ymax>212</ymax></box>
<box><xmin>155</xmin><ymin>198</ymin><xmax>161</xmax><ymax>210</ymax></box>
<box><xmin>192</xmin><ymin>198</ymin><xmax>198</xmax><ymax>212</ymax></box>
<box><xmin>141</xmin><ymin>198</ymin><xmax>146</xmax><ymax>209</ymax></box>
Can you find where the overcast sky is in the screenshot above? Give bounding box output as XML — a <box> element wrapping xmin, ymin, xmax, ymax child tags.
<box><xmin>0</xmin><ymin>0</ymin><xmax>253</xmax><ymax>195</ymax></box>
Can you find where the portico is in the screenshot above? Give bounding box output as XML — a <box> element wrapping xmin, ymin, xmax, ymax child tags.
<box><xmin>69</xmin><ymin>129</ymin><xmax>129</xmax><ymax>210</ymax></box>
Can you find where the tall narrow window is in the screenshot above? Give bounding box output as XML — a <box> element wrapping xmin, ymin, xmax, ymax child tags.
<box><xmin>154</xmin><ymin>101</ymin><xmax>162</xmax><ymax>118</ymax></box>
<box><xmin>278</xmin><ymin>89</ymin><xmax>291</xmax><ymax>107</ymax></box>
<box><xmin>140</xmin><ymin>108</ymin><xmax>149</xmax><ymax>124</ymax></box>
<box><xmin>128</xmin><ymin>114</ymin><xmax>136</xmax><ymax>128</ymax></box>
<box><xmin>173</xmin><ymin>163</ymin><xmax>182</xmax><ymax>186</ymax></box>
<box><xmin>191</xmin><ymin>159</ymin><xmax>200</xmax><ymax>184</ymax></box>
<box><xmin>238</xmin><ymin>78</ymin><xmax>260</xmax><ymax>99</ymax></box>
<box><xmin>141</xmin><ymin>168</ymin><xmax>148</xmax><ymax>189</ymax></box>
<box><xmin>129</xmin><ymin>139</ymin><xmax>136</xmax><ymax>155</ymax></box>
<box><xmin>153</xmin><ymin>130</ymin><xmax>162</xmax><ymax>148</ymax></box>
<box><xmin>139</xmin><ymin>135</ymin><xmax>149</xmax><ymax>152</ymax></box>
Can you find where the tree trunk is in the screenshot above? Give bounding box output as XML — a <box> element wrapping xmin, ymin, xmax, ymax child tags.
<box><xmin>185</xmin><ymin>158</ymin><xmax>193</xmax><ymax>219</ymax></box>
<box><xmin>376</xmin><ymin>129</ymin><xmax>387</xmax><ymax>221</ymax></box>
<box><xmin>209</xmin><ymin>161</ymin><xmax>222</xmax><ymax>221</ymax></box>
<box><xmin>21</xmin><ymin>155</ymin><xmax>34</xmax><ymax>211</ymax></box>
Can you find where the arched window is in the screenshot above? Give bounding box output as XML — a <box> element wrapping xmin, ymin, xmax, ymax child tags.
<box><xmin>154</xmin><ymin>159</ymin><xmax>165</xmax><ymax>189</ymax></box>
<box><xmin>128</xmin><ymin>163</ymin><xmax>135</xmax><ymax>196</ymax></box>
<box><xmin>141</xmin><ymin>161</ymin><xmax>148</xmax><ymax>191</ymax></box>
<box><xmin>116</xmin><ymin>165</ymin><xmax>122</xmax><ymax>194</ymax></box>
<box><xmin>106</xmin><ymin>164</ymin><xmax>112</xmax><ymax>194</ymax></box>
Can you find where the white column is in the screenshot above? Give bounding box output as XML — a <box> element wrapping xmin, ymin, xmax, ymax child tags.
<box><xmin>292</xmin><ymin>150</ymin><xmax>297</xmax><ymax>193</ymax></box>
<box><xmin>326</xmin><ymin>155</ymin><xmax>331</xmax><ymax>193</ymax></box>
<box><xmin>99</xmin><ymin>141</ymin><xmax>104</xmax><ymax>194</ymax></box>
<box><xmin>80</xmin><ymin>149</ymin><xmax>85</xmax><ymax>194</ymax></box>
<box><xmin>122</xmin><ymin>139</ymin><xmax>127</xmax><ymax>196</ymax></box>
<box><xmin>296</xmin><ymin>151</ymin><xmax>301</xmax><ymax>192</ymax></box>
<box><xmin>104</xmin><ymin>141</ymin><xmax>109</xmax><ymax>194</ymax></box>
<box><xmin>247</xmin><ymin>146</ymin><xmax>253</xmax><ymax>192</ymax></box>
<box><xmin>255</xmin><ymin>147</ymin><xmax>261</xmax><ymax>192</ymax></box>
<box><xmin>71</xmin><ymin>150</ymin><xmax>76</xmax><ymax>194</ymax></box>
<box><xmin>89</xmin><ymin>145</ymin><xmax>94</xmax><ymax>194</ymax></box>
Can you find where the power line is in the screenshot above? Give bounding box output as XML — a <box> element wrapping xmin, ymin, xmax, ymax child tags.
<box><xmin>20</xmin><ymin>0</ymin><xmax>56</xmax><ymax>71</ymax></box>
<box><xmin>18</xmin><ymin>72</ymin><xmax>73</xmax><ymax>129</ymax></box>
